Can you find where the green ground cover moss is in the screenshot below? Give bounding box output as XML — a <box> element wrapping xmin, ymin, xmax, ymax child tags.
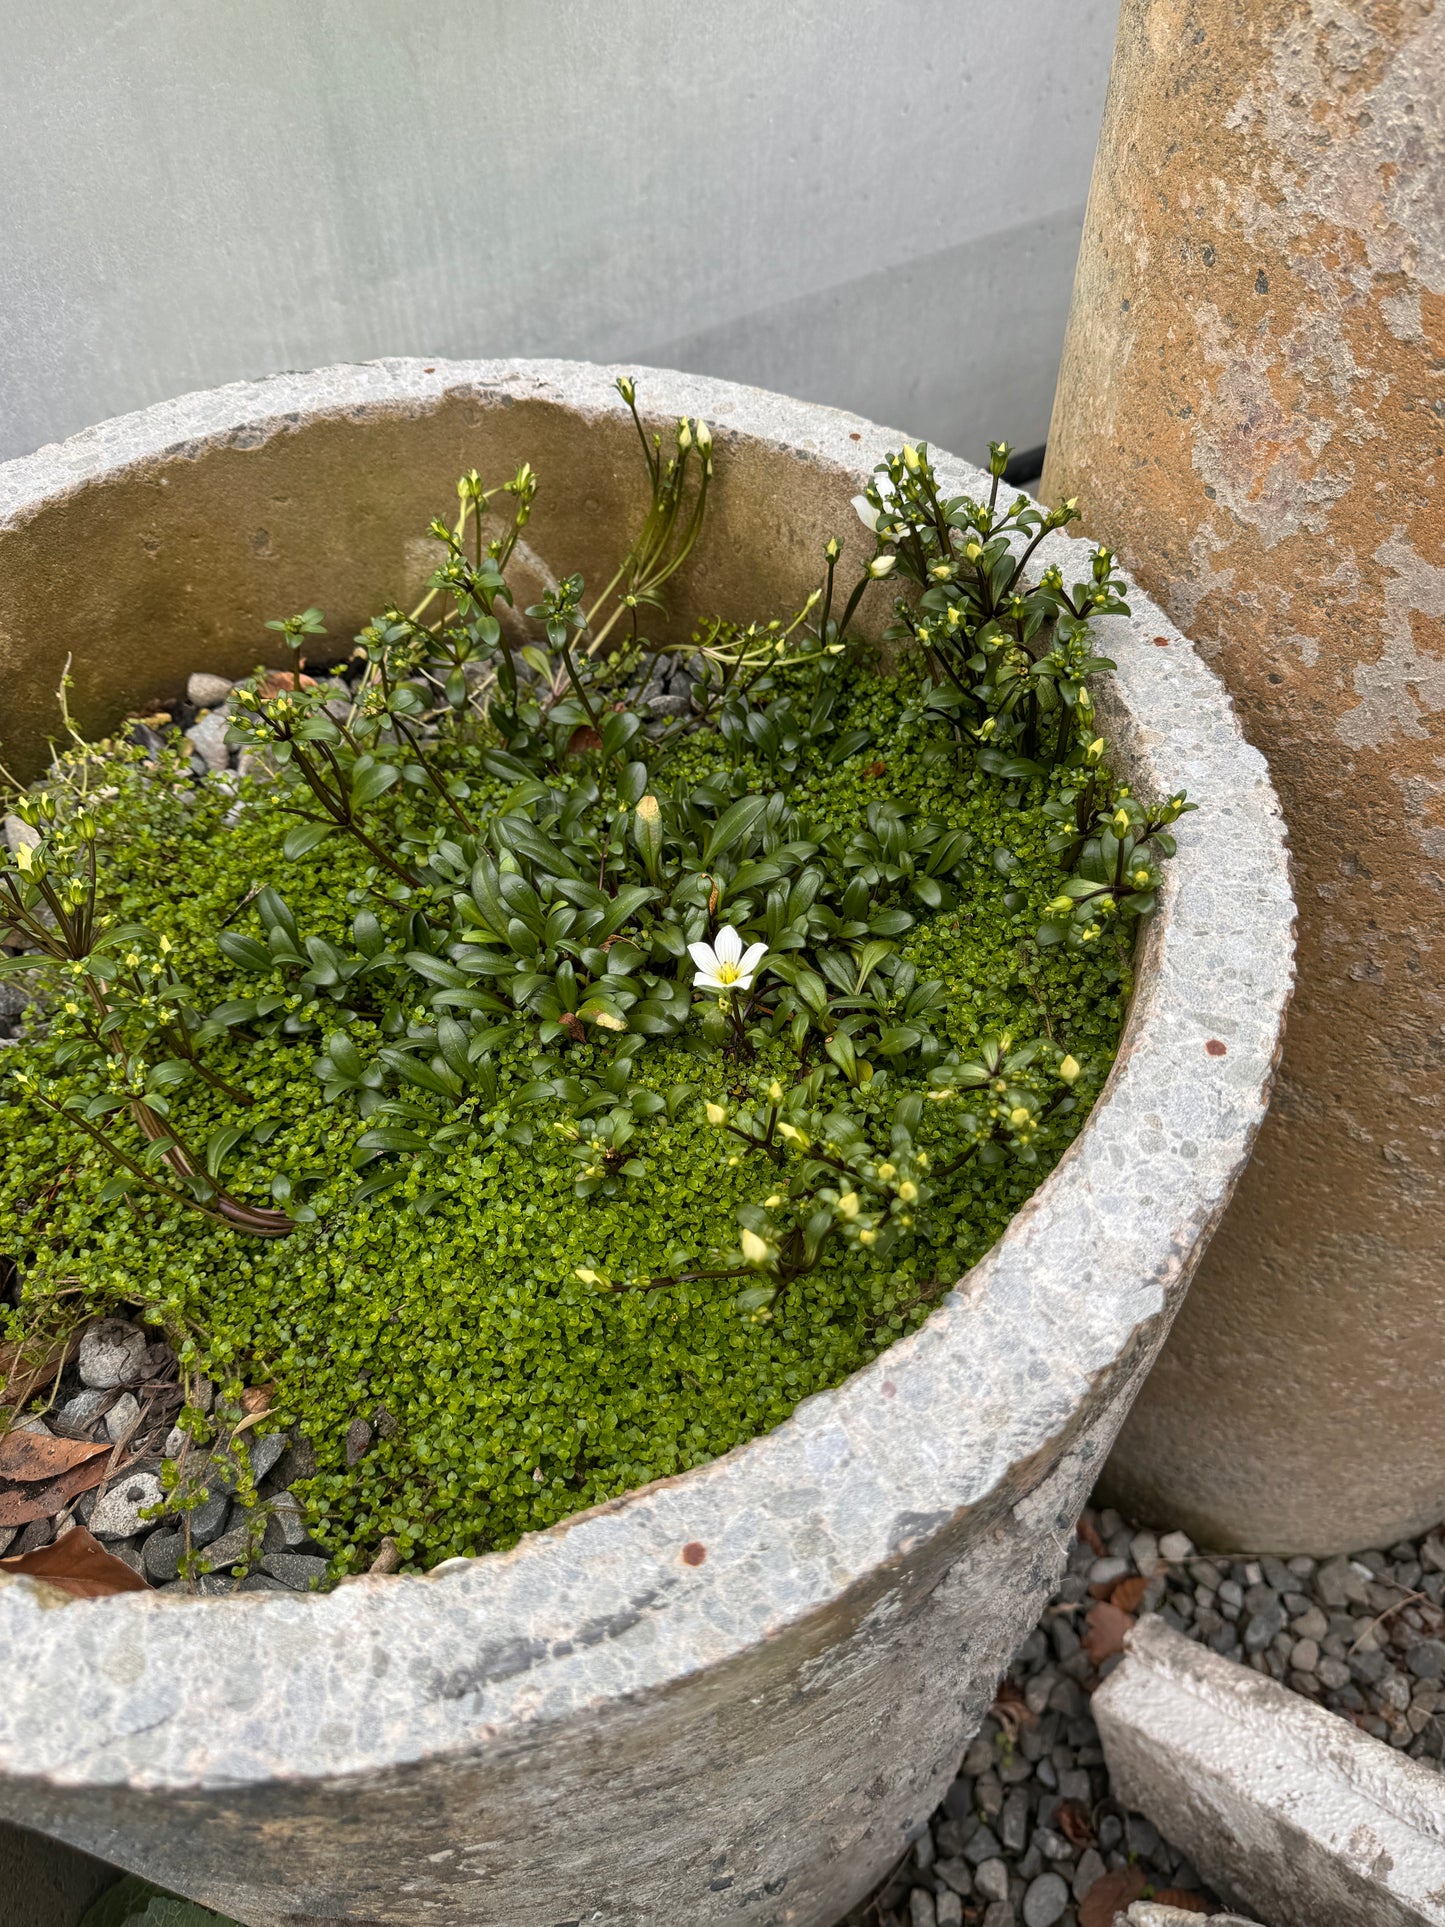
<box><xmin>0</xmin><ymin>662</ymin><xmax>1129</xmax><ymax>1574</ymax></box>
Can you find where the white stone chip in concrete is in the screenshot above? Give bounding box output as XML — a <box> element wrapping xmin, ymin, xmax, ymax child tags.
<box><xmin>1096</xmin><ymin>1615</ymin><xmax>1445</xmax><ymax>1927</ymax></box>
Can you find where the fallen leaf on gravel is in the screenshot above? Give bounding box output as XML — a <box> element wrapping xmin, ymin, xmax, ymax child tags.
<box><xmin>1082</xmin><ymin>1598</ymin><xmax>1135</xmax><ymax>1665</ymax></box>
<box><xmin>990</xmin><ymin>1676</ymin><xmax>1037</xmax><ymax>1738</ymax></box>
<box><xmin>1153</xmin><ymin>1890</ymin><xmax>1209</xmax><ymax>1912</ymax></box>
<box><xmin>1079</xmin><ymin>1865</ymin><xmax>1146</xmax><ymax>1927</ymax></box>
<box><xmin>1109</xmin><ymin>1572</ymin><xmax>1150</xmax><ymax>1613</ymax></box>
<box><xmin>0</xmin><ymin>1524</ymin><xmax>149</xmax><ymax>1596</ymax></box>
<box><xmin>0</xmin><ymin>1431</ymin><xmax>108</xmax><ymax>1483</ymax></box>
<box><xmin>0</xmin><ymin>1338</ymin><xmax>70</xmax><ymax>1414</ymax></box>
<box><xmin>0</xmin><ymin>1453</ymin><xmax>114</xmax><ymax>1526</ymax></box>
<box><xmin>1078</xmin><ymin>1514</ymin><xmax>1107</xmax><ymax>1556</ymax></box>
<box><xmin>240</xmin><ymin>1385</ymin><xmax>275</xmax><ymax>1417</ymax></box>
<box><xmin>1055</xmin><ymin>1797</ymin><xmax>1095</xmax><ymax>1849</ymax></box>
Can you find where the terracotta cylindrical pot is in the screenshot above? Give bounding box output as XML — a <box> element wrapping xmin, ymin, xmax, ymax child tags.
<box><xmin>0</xmin><ymin>361</ymin><xmax>1292</xmax><ymax>1925</ymax></box>
<box><xmin>1043</xmin><ymin>0</ymin><xmax>1445</xmax><ymax>1554</ymax></box>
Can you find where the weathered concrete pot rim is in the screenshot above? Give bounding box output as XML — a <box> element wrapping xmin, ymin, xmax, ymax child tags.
<box><xmin>0</xmin><ymin>359</ymin><xmax>1295</xmax><ymax>1797</ymax></box>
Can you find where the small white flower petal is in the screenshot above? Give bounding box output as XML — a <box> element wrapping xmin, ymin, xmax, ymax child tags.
<box><xmin>687</xmin><ymin>941</ymin><xmax>719</xmax><ymax>975</ymax></box>
<box><xmin>712</xmin><ymin>924</ymin><xmax>744</xmax><ymax>967</ymax></box>
<box><xmin>851</xmin><ymin>494</ymin><xmax>879</xmax><ymax>532</ymax></box>
<box><xmin>738</xmin><ymin>941</ymin><xmax>769</xmax><ymax>980</ymax></box>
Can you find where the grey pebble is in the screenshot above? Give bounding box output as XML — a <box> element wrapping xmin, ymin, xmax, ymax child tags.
<box><xmin>142</xmin><ymin>1529</ymin><xmax>184</xmax><ymax>1585</ymax></box>
<box><xmin>77</xmin><ymin>1319</ymin><xmax>148</xmax><ymax>1390</ymax></box>
<box><xmin>964</xmin><ymin>1827</ymin><xmax>1003</xmax><ymax>1867</ymax></box>
<box><xmin>935</xmin><ymin>1858</ymin><xmax>972</xmax><ymax>1897</ymax></box>
<box><xmin>56</xmin><ymin>1390</ymin><xmax>110</xmax><ymax>1432</ymax></box>
<box><xmin>1408</xmin><ymin>1640</ymin><xmax>1445</xmax><ymax>1680</ymax></box>
<box><xmin>187</xmin><ymin>672</ymin><xmax>235</xmax><ymax>707</ymax></box>
<box><xmin>935</xmin><ymin>1892</ymin><xmax>963</xmax><ymax>1927</ymax></box>
<box><xmin>184</xmin><ymin>708</ymin><xmax>232</xmax><ymax>773</ymax></box>
<box><xmin>974</xmin><ymin>1860</ymin><xmax>1009</xmax><ymax>1903</ymax></box>
<box><xmin>999</xmin><ymin>1787</ymin><xmax>1029</xmax><ymax>1853</ymax></box>
<box><xmin>88</xmin><ymin>1472</ymin><xmax>164</xmax><ymax>1539</ymax></box>
<box><xmin>1072</xmin><ymin>1847</ymin><xmax>1105</xmax><ymax>1899</ymax></box>
<box><xmin>260</xmin><ymin>1551</ymin><xmax>328</xmax><ymax>1590</ymax></box>
<box><xmin>908</xmin><ymin>1889</ymin><xmax>936</xmax><ymax>1927</ymax></box>
<box><xmin>248</xmin><ymin>1431</ymin><xmax>289</xmax><ymax>1483</ymax></box>
<box><xmin>187</xmin><ymin>1488</ymin><xmax>231</xmax><ymax>1547</ymax></box>
<box><xmin>1243</xmin><ymin>1603</ymin><xmax>1286</xmax><ymax>1651</ymax></box>
<box><xmin>1021</xmin><ymin>1870</ymin><xmax>1070</xmax><ymax>1927</ymax></box>
<box><xmin>103</xmin><ymin>1392</ymin><xmax>140</xmax><ymax>1443</ymax></box>
<box><xmin>200</xmin><ymin>1522</ymin><xmax>256</xmax><ymax>1570</ymax></box>
<box><xmin>981</xmin><ymin>1904</ymin><xmax>1015</xmax><ymax>1927</ymax></box>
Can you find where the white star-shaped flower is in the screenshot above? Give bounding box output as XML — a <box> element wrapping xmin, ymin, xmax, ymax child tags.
<box><xmin>688</xmin><ymin>924</ymin><xmax>769</xmax><ymax>993</ymax></box>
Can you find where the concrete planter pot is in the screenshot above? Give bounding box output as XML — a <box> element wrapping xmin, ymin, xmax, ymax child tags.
<box><xmin>0</xmin><ymin>361</ymin><xmax>1294</xmax><ymax>1927</ymax></box>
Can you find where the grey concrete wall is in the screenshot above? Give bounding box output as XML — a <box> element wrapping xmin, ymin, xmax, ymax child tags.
<box><xmin>0</xmin><ymin>0</ymin><xmax>1116</xmax><ymax>465</ymax></box>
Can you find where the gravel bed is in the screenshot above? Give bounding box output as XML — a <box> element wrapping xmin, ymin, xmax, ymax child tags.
<box><xmin>842</xmin><ymin>1493</ymin><xmax>1445</xmax><ymax>1926</ymax></box>
<box><xmin>0</xmin><ymin>1313</ymin><xmax>327</xmax><ymax>1594</ymax></box>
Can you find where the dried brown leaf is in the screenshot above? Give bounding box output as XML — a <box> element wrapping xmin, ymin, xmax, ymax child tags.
<box><xmin>0</xmin><ymin>1338</ymin><xmax>70</xmax><ymax>1415</ymax></box>
<box><xmin>1079</xmin><ymin>1865</ymin><xmax>1147</xmax><ymax>1927</ymax></box>
<box><xmin>1109</xmin><ymin>1573</ymin><xmax>1150</xmax><ymax>1614</ymax></box>
<box><xmin>0</xmin><ymin>1453</ymin><xmax>113</xmax><ymax>1526</ymax></box>
<box><xmin>1077</xmin><ymin>1513</ymin><xmax>1106</xmax><ymax>1557</ymax></box>
<box><xmin>0</xmin><ymin>1431</ymin><xmax>109</xmax><ymax>1484</ymax></box>
<box><xmin>1055</xmin><ymin>1797</ymin><xmax>1095</xmax><ymax>1849</ymax></box>
<box><xmin>990</xmin><ymin>1675</ymin><xmax>1037</xmax><ymax>1739</ymax></box>
<box><xmin>0</xmin><ymin>1524</ymin><xmax>149</xmax><ymax>1596</ymax></box>
<box><xmin>1082</xmin><ymin>1599</ymin><xmax>1135</xmax><ymax>1666</ymax></box>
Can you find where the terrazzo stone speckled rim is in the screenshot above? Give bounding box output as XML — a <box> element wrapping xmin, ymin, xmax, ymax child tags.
<box><xmin>0</xmin><ymin>361</ymin><xmax>1293</xmax><ymax>1796</ymax></box>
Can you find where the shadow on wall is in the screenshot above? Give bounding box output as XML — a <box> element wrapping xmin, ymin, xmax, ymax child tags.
<box><xmin>645</xmin><ymin>207</ymin><xmax>1087</xmax><ymax>462</ymax></box>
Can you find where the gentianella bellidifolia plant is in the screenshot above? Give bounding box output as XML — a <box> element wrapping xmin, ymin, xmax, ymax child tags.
<box><xmin>0</xmin><ymin>382</ymin><xmax>1191</xmax><ymax>1574</ymax></box>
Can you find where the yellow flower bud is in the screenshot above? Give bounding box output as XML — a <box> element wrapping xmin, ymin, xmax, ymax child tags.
<box><xmin>767</xmin><ymin>1081</ymin><xmax>784</xmax><ymax>1104</ymax></box>
<box><xmin>764</xmin><ymin>1194</ymin><xmax>783</xmax><ymax>1210</ymax></box>
<box><xmin>902</xmin><ymin>443</ymin><xmax>921</xmax><ymax>471</ymax></box>
<box><xmin>574</xmin><ymin>1267</ymin><xmax>601</xmax><ymax>1285</ymax></box>
<box><xmin>858</xmin><ymin>1228</ymin><xmax>877</xmax><ymax>1247</ymax></box>
<box><xmin>695</xmin><ymin>419</ymin><xmax>712</xmax><ymax>454</ymax></box>
<box><xmin>897</xmin><ymin>1180</ymin><xmax>919</xmax><ymax>1204</ymax></box>
<box><xmin>876</xmin><ymin>1162</ymin><xmax>896</xmax><ymax>1181</ymax></box>
<box><xmin>740</xmin><ymin>1228</ymin><xmax>770</xmax><ymax>1266</ymax></box>
<box><xmin>1009</xmin><ymin>1106</ymin><xmax>1031</xmax><ymax>1127</ymax></box>
<box><xmin>1059</xmin><ymin>1055</ymin><xmax>1081</xmax><ymax>1085</ymax></box>
<box><xmin>705</xmin><ymin>1102</ymin><xmax>727</xmax><ymax>1126</ymax></box>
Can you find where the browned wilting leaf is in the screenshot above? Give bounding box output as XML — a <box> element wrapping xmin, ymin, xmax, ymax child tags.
<box><xmin>0</xmin><ymin>1453</ymin><xmax>113</xmax><ymax>1527</ymax></box>
<box><xmin>990</xmin><ymin>1676</ymin><xmax>1037</xmax><ymax>1739</ymax></box>
<box><xmin>1077</xmin><ymin>1513</ymin><xmax>1106</xmax><ymax>1557</ymax></box>
<box><xmin>1153</xmin><ymin>1891</ymin><xmax>1209</xmax><ymax>1913</ymax></box>
<box><xmin>240</xmin><ymin>1384</ymin><xmax>276</xmax><ymax>1417</ymax></box>
<box><xmin>0</xmin><ymin>1338</ymin><xmax>70</xmax><ymax>1415</ymax></box>
<box><xmin>1078</xmin><ymin>1865</ymin><xmax>1147</xmax><ymax>1927</ymax></box>
<box><xmin>1082</xmin><ymin>1599</ymin><xmax>1135</xmax><ymax>1667</ymax></box>
<box><xmin>0</xmin><ymin>1431</ymin><xmax>108</xmax><ymax>1484</ymax></box>
<box><xmin>1109</xmin><ymin>1572</ymin><xmax>1150</xmax><ymax>1614</ymax></box>
<box><xmin>566</xmin><ymin>725</ymin><xmax>604</xmax><ymax>757</ymax></box>
<box><xmin>1054</xmin><ymin>1797</ymin><xmax>1095</xmax><ymax>1849</ymax></box>
<box><xmin>0</xmin><ymin>1525</ymin><xmax>149</xmax><ymax>1597</ymax></box>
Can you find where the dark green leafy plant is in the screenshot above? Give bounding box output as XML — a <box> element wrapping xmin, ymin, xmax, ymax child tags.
<box><xmin>0</xmin><ymin>385</ymin><xmax>1193</xmax><ymax>1570</ymax></box>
